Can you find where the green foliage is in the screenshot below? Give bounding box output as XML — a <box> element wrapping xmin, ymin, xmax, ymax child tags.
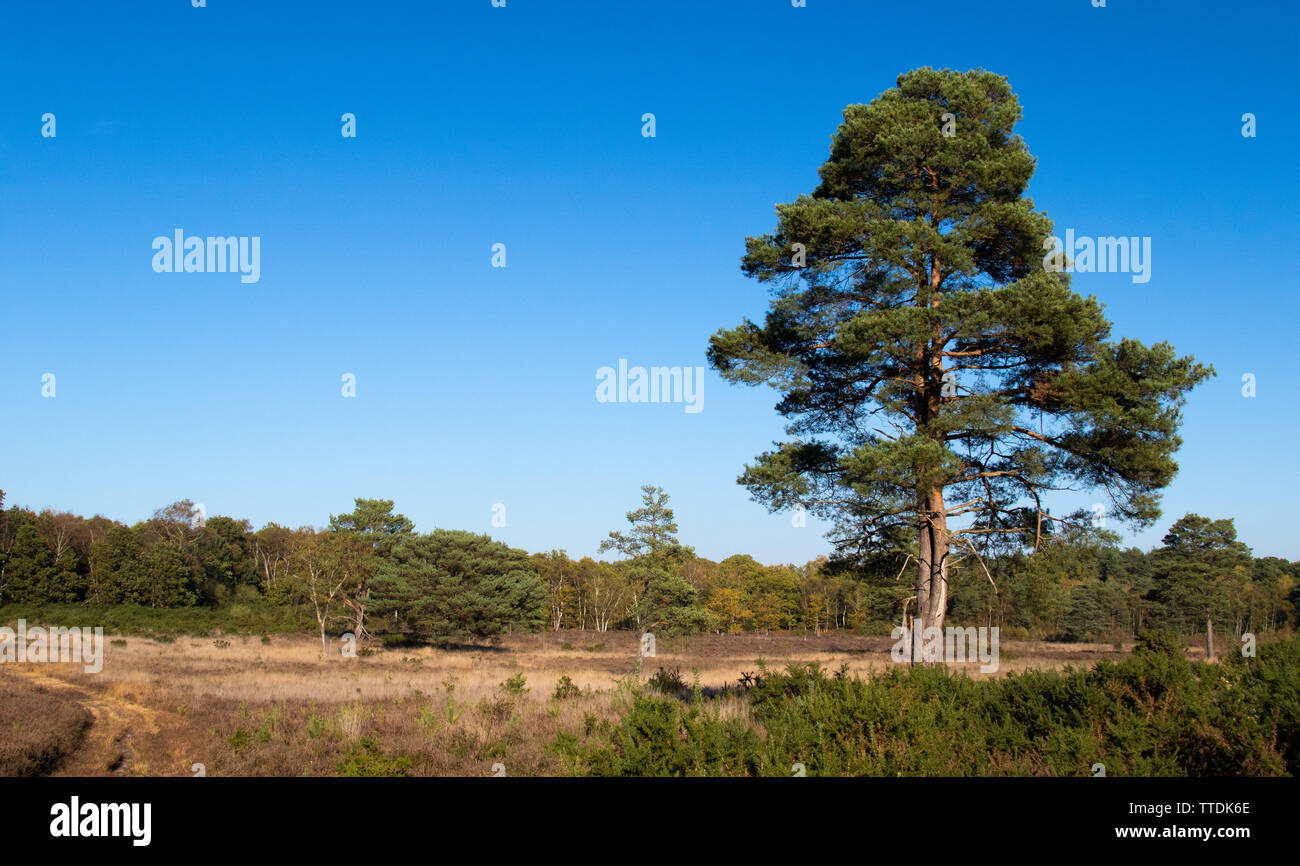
<box><xmin>553</xmin><ymin>676</ymin><xmax>582</xmax><ymax>701</ymax></box>
<box><xmin>706</xmin><ymin>67</ymin><xmax>1212</xmax><ymax>626</ymax></box>
<box><xmin>640</xmin><ymin>569</ymin><xmax>713</xmax><ymax>636</ymax></box>
<box><xmin>336</xmin><ymin>736</ymin><xmax>412</xmax><ymax>777</ymax></box>
<box><xmin>501</xmin><ymin>672</ymin><xmax>529</xmax><ymax>696</ymax></box>
<box><xmin>0</xmin><ymin>486</ymin><xmax>1289</xmax><ymax>646</ymax></box>
<box><xmin>599</xmin><ymin>485</ymin><xmax>694</xmax><ymax>568</ymax></box>
<box><xmin>565</xmin><ymin>635</ymin><xmax>1300</xmax><ymax>776</ymax></box>
<box><xmin>1133</xmin><ymin>628</ymin><xmax>1186</xmax><ymax>657</ymax></box>
<box><xmin>328</xmin><ymin>498</ymin><xmax>415</xmax><ymax>553</ymax></box>
<box><xmin>367</xmin><ymin>530</ymin><xmax>546</xmax><ymax>644</ymax></box>
<box><xmin>646</xmin><ymin>666</ymin><xmax>685</xmax><ymax>696</ymax></box>
<box><xmin>0</xmin><ymin>601</ymin><xmax>309</xmax><ymax>638</ymax></box>
<box><xmin>1149</xmin><ymin>514</ymin><xmax>1253</xmax><ymax>632</ymax></box>
<box><xmin>4</xmin><ymin>524</ymin><xmax>58</xmax><ymax>604</ymax></box>
<box><xmin>599</xmin><ymin>486</ymin><xmax>712</xmax><ymax>634</ymax></box>
<box><xmin>574</xmin><ymin>692</ymin><xmax>764</xmax><ymax>777</ymax></box>
<box><xmin>441</xmin><ymin>679</ymin><xmax>463</xmax><ymax>725</ymax></box>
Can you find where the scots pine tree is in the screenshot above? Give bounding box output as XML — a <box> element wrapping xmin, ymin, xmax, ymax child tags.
<box><xmin>708</xmin><ymin>68</ymin><xmax>1211</xmax><ymax>637</ymax></box>
<box><xmin>1150</xmin><ymin>514</ymin><xmax>1252</xmax><ymax>644</ymax></box>
<box><xmin>328</xmin><ymin>498</ymin><xmax>416</xmax><ymax>639</ymax></box>
<box><xmin>600</xmin><ymin>486</ymin><xmax>709</xmax><ymax>633</ymax></box>
<box><xmin>368</xmin><ymin>530</ymin><xmax>546</xmax><ymax>644</ymax></box>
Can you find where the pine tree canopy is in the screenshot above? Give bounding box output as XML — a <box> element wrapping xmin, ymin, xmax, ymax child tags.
<box><xmin>708</xmin><ymin>68</ymin><xmax>1213</xmax><ymax>609</ymax></box>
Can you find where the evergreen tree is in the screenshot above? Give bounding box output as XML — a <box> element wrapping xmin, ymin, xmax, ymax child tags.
<box><xmin>708</xmin><ymin>67</ymin><xmax>1212</xmax><ymax>636</ymax></box>
<box><xmin>5</xmin><ymin>523</ymin><xmax>57</xmax><ymax>604</ymax></box>
<box><xmin>368</xmin><ymin>530</ymin><xmax>545</xmax><ymax>644</ymax></box>
<box><xmin>88</xmin><ymin>525</ymin><xmax>141</xmax><ymax>604</ymax></box>
<box><xmin>600</xmin><ymin>486</ymin><xmax>708</xmax><ymax>633</ymax></box>
<box><xmin>328</xmin><ymin>498</ymin><xmax>416</xmax><ymax>638</ymax></box>
<box><xmin>599</xmin><ymin>485</ymin><xmax>693</xmax><ymax>569</ymax></box>
<box><xmin>328</xmin><ymin>498</ymin><xmax>415</xmax><ymax>552</ymax></box>
<box><xmin>640</xmin><ymin>570</ymin><xmax>714</xmax><ymax>636</ymax></box>
<box><xmin>1150</xmin><ymin>514</ymin><xmax>1252</xmax><ymax>641</ymax></box>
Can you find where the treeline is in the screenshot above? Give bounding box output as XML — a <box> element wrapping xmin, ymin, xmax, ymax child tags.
<box><xmin>0</xmin><ymin>487</ymin><xmax>1295</xmax><ymax>645</ymax></box>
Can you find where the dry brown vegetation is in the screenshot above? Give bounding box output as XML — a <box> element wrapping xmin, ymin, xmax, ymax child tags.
<box><xmin>0</xmin><ymin>630</ymin><xmax>1145</xmax><ymax>777</ymax></box>
<box><xmin>0</xmin><ymin>675</ymin><xmax>93</xmax><ymax>776</ymax></box>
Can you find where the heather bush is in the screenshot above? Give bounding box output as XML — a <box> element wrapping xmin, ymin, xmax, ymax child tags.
<box><xmin>563</xmin><ymin>633</ymin><xmax>1300</xmax><ymax>776</ymax></box>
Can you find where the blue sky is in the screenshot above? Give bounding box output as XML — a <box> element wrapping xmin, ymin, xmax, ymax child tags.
<box><xmin>1</xmin><ymin>0</ymin><xmax>1296</xmax><ymax>564</ymax></box>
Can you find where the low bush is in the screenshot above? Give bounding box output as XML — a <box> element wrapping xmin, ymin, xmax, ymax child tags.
<box><xmin>646</xmin><ymin>666</ymin><xmax>685</xmax><ymax>696</ymax></box>
<box><xmin>336</xmin><ymin>736</ymin><xmax>412</xmax><ymax>777</ymax></box>
<box><xmin>553</xmin><ymin>676</ymin><xmax>582</xmax><ymax>701</ymax></box>
<box><xmin>0</xmin><ymin>602</ymin><xmax>311</xmax><ymax>638</ymax></box>
<box><xmin>562</xmin><ymin>634</ymin><xmax>1300</xmax><ymax>776</ymax></box>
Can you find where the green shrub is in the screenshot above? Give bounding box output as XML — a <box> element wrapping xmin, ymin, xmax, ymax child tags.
<box><xmin>574</xmin><ymin>692</ymin><xmax>763</xmax><ymax>776</ymax></box>
<box><xmin>553</xmin><ymin>676</ymin><xmax>582</xmax><ymax>701</ymax></box>
<box><xmin>1134</xmin><ymin>628</ymin><xmax>1186</xmax><ymax>658</ymax></box>
<box><xmin>0</xmin><ymin>602</ymin><xmax>310</xmax><ymax>638</ymax></box>
<box><xmin>647</xmin><ymin>666</ymin><xmax>685</xmax><ymax>696</ymax></box>
<box><xmin>561</xmin><ymin>634</ymin><xmax>1300</xmax><ymax>777</ymax></box>
<box><xmin>336</xmin><ymin>736</ymin><xmax>412</xmax><ymax>777</ymax></box>
<box><xmin>502</xmin><ymin>672</ymin><xmax>529</xmax><ymax>696</ymax></box>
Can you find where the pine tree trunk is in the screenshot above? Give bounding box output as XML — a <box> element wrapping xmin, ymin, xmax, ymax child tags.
<box><xmin>913</xmin><ymin>248</ymin><xmax>948</xmax><ymax>661</ymax></box>
<box><xmin>914</xmin><ymin>486</ymin><xmax>950</xmax><ymax>662</ymax></box>
<box><xmin>353</xmin><ymin>597</ymin><xmax>367</xmax><ymax>643</ymax></box>
<box><xmin>1205</xmin><ymin>616</ymin><xmax>1215</xmax><ymax>660</ymax></box>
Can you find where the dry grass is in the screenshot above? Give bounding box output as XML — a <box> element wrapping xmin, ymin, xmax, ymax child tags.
<box><xmin>0</xmin><ymin>674</ymin><xmax>93</xmax><ymax>776</ymax></box>
<box><xmin>0</xmin><ymin>630</ymin><xmax>1138</xmax><ymax>777</ymax></box>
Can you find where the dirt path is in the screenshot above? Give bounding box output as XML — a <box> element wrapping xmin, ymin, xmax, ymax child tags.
<box><xmin>6</xmin><ymin>668</ymin><xmax>170</xmax><ymax>776</ymax></box>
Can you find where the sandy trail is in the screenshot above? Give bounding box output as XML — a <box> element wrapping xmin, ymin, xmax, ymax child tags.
<box><xmin>6</xmin><ymin>667</ymin><xmax>174</xmax><ymax>776</ymax></box>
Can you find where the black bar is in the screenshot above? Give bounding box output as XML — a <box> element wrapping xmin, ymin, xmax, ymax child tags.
<box><xmin>2</xmin><ymin>777</ymin><xmax>1284</xmax><ymax>854</ymax></box>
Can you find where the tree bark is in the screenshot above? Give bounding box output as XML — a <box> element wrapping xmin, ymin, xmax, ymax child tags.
<box><xmin>914</xmin><ymin>486</ymin><xmax>950</xmax><ymax>660</ymax></box>
<box><xmin>353</xmin><ymin>599</ymin><xmax>367</xmax><ymax>643</ymax></box>
<box><xmin>912</xmin><ymin>241</ymin><xmax>950</xmax><ymax>660</ymax></box>
<box><xmin>1205</xmin><ymin>616</ymin><xmax>1215</xmax><ymax>660</ymax></box>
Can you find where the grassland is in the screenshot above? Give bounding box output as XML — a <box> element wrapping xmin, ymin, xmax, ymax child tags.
<box><xmin>0</xmin><ymin>629</ymin><xmax>1283</xmax><ymax>777</ymax></box>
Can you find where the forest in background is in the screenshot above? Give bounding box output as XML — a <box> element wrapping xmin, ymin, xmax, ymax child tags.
<box><xmin>1</xmin><ymin>485</ymin><xmax>1294</xmax><ymax>647</ymax></box>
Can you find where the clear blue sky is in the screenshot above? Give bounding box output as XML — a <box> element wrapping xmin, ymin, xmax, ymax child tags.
<box><xmin>1</xmin><ymin>1</ymin><xmax>1296</xmax><ymax>563</ymax></box>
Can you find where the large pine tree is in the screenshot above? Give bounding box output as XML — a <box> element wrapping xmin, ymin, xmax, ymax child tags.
<box><xmin>708</xmin><ymin>68</ymin><xmax>1212</xmax><ymax>638</ymax></box>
